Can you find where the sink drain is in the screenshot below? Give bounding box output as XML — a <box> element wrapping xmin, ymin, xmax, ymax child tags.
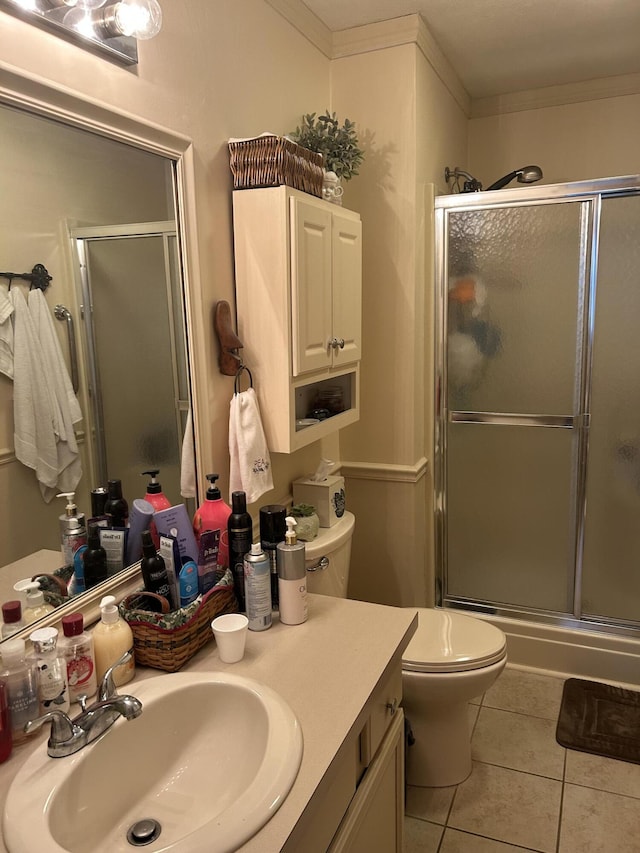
<box><xmin>127</xmin><ymin>818</ymin><xmax>162</xmax><ymax>846</ymax></box>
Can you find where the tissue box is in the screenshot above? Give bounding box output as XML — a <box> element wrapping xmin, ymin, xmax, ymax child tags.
<box><xmin>292</xmin><ymin>475</ymin><xmax>346</xmax><ymax>528</ymax></box>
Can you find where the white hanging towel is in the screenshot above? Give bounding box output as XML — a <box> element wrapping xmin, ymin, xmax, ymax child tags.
<box><xmin>11</xmin><ymin>288</ymin><xmax>61</xmax><ymax>498</ymax></box>
<box><xmin>28</xmin><ymin>288</ymin><xmax>82</xmax><ymax>500</ymax></box>
<box><xmin>180</xmin><ymin>407</ymin><xmax>197</xmax><ymax>498</ymax></box>
<box><xmin>0</xmin><ymin>285</ymin><xmax>14</xmax><ymax>379</ymax></box>
<box><xmin>228</xmin><ymin>387</ymin><xmax>274</xmax><ymax>503</ymax></box>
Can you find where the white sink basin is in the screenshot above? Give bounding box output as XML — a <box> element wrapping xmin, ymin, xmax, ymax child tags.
<box><xmin>3</xmin><ymin>672</ymin><xmax>303</xmax><ymax>853</ymax></box>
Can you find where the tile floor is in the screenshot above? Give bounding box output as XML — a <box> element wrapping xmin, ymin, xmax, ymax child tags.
<box><xmin>404</xmin><ymin>666</ymin><xmax>640</xmax><ymax>853</ymax></box>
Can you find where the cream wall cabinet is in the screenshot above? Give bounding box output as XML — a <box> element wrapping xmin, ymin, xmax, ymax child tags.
<box><xmin>233</xmin><ymin>187</ymin><xmax>362</xmax><ymax>453</ymax></box>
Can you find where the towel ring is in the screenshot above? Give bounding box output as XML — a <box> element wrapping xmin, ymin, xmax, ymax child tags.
<box><xmin>234</xmin><ymin>365</ymin><xmax>253</xmax><ymax>394</ymax></box>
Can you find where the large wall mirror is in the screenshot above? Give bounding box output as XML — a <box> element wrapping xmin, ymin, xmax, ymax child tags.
<box><xmin>0</xmin><ymin>66</ymin><xmax>204</xmax><ymax>638</ymax></box>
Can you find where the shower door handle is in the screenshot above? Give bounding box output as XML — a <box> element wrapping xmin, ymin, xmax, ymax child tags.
<box><xmin>449</xmin><ymin>411</ymin><xmax>579</xmax><ymax>429</ymax></box>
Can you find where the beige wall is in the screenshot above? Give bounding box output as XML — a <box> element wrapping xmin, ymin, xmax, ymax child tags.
<box><xmin>0</xmin><ymin>0</ymin><xmax>336</xmax><ymax>543</ymax></box>
<box><xmin>331</xmin><ymin>44</ymin><xmax>467</xmax><ymax>607</ymax></box>
<box><xmin>469</xmin><ymin>93</ymin><xmax>640</xmax><ymax>188</ymax></box>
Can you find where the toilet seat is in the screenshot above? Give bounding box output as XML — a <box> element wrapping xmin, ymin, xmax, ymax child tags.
<box><xmin>403</xmin><ymin>608</ymin><xmax>506</xmax><ymax>674</ymax></box>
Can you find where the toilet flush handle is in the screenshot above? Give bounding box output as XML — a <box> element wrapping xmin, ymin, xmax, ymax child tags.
<box><xmin>306</xmin><ymin>556</ymin><xmax>330</xmax><ymax>572</ymax></box>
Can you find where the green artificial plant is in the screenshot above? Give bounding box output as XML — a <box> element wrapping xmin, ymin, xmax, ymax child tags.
<box><xmin>290</xmin><ymin>111</ymin><xmax>364</xmax><ymax>181</ymax></box>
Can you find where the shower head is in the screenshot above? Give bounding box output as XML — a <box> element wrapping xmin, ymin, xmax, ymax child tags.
<box><xmin>444</xmin><ymin>166</ymin><xmax>482</xmax><ymax>193</ymax></box>
<box><xmin>485</xmin><ymin>165</ymin><xmax>543</xmax><ymax>192</ymax></box>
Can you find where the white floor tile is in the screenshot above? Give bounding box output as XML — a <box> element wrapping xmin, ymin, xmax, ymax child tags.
<box><xmin>559</xmin><ymin>783</ymin><xmax>640</xmax><ymax>853</ymax></box>
<box><xmin>482</xmin><ymin>667</ymin><xmax>565</xmax><ymax>721</ymax></box>
<box><xmin>404</xmin><ymin>816</ymin><xmax>443</xmax><ymax>853</ymax></box>
<box><xmin>472</xmin><ymin>706</ymin><xmax>565</xmax><ymax>779</ymax></box>
<box><xmin>448</xmin><ymin>762</ymin><xmax>561</xmax><ymax>852</ymax></box>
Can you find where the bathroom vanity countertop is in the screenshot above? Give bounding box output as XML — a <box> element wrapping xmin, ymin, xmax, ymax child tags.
<box><xmin>0</xmin><ymin>593</ymin><xmax>417</xmax><ymax>853</ymax></box>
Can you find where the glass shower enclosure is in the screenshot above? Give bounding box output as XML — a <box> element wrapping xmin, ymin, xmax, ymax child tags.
<box><xmin>434</xmin><ymin>175</ymin><xmax>640</xmax><ymax>635</ymax></box>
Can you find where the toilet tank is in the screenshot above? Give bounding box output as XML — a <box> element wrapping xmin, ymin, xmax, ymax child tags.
<box><xmin>303</xmin><ymin>511</ymin><xmax>355</xmax><ymax>598</ymax></box>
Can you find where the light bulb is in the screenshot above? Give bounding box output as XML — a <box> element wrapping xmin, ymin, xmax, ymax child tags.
<box><xmin>75</xmin><ymin>0</ymin><xmax>107</xmax><ymax>9</ymax></box>
<box><xmin>62</xmin><ymin>6</ymin><xmax>96</xmax><ymax>37</ymax></box>
<box><xmin>113</xmin><ymin>0</ymin><xmax>161</xmax><ymax>39</ymax></box>
<box><xmin>10</xmin><ymin>0</ymin><xmax>39</xmax><ymax>10</ymax></box>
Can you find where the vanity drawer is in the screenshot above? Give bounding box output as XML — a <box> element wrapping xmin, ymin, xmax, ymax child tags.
<box><xmin>358</xmin><ymin>663</ymin><xmax>402</xmax><ymax>771</ymax></box>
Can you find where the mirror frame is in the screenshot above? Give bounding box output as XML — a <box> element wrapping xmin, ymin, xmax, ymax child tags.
<box><xmin>0</xmin><ymin>60</ymin><xmax>207</xmax><ymax>636</ymax></box>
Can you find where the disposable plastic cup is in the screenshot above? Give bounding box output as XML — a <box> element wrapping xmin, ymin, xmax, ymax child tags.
<box><xmin>211</xmin><ymin>613</ymin><xmax>249</xmax><ymax>663</ymax></box>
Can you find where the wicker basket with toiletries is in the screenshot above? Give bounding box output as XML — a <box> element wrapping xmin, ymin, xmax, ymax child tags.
<box><xmin>120</xmin><ymin>569</ymin><xmax>238</xmax><ymax>672</ymax></box>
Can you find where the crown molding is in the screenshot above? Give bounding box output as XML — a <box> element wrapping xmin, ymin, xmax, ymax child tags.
<box><xmin>333</xmin><ymin>14</ymin><xmax>470</xmax><ymax>116</ymax></box>
<box><xmin>471</xmin><ymin>71</ymin><xmax>640</xmax><ymax>118</ymax></box>
<box><xmin>265</xmin><ymin>0</ymin><xmax>333</xmax><ymax>57</ymax></box>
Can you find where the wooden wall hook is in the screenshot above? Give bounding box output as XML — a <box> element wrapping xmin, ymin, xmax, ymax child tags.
<box><xmin>214</xmin><ymin>300</ymin><xmax>244</xmax><ymax>376</ymax></box>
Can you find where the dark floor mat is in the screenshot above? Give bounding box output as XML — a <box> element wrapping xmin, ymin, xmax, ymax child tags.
<box><xmin>556</xmin><ymin>677</ymin><xmax>640</xmax><ymax>764</ymax></box>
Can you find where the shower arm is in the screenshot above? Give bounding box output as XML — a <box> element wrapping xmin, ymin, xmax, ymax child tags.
<box><xmin>444</xmin><ymin>167</ymin><xmax>482</xmax><ymax>192</ymax></box>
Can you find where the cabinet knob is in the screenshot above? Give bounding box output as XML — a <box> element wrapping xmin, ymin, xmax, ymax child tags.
<box><xmin>330</xmin><ymin>337</ymin><xmax>346</xmax><ymax>350</ymax></box>
<box><xmin>385</xmin><ymin>698</ymin><xmax>399</xmax><ymax>716</ymax></box>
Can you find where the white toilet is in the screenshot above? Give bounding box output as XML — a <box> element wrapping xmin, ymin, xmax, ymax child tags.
<box><xmin>304</xmin><ymin>511</ymin><xmax>355</xmax><ymax>596</ymax></box>
<box><xmin>402</xmin><ymin>608</ymin><xmax>507</xmax><ymax>787</ymax></box>
<box><xmin>302</xmin><ymin>513</ymin><xmax>507</xmax><ymax>789</ymax></box>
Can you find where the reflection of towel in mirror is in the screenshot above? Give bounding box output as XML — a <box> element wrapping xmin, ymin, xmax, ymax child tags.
<box><xmin>0</xmin><ymin>286</ymin><xmax>13</xmax><ymax>379</ymax></box>
<box><xmin>180</xmin><ymin>408</ymin><xmax>197</xmax><ymax>498</ymax></box>
<box><xmin>228</xmin><ymin>388</ymin><xmax>273</xmax><ymax>504</ymax></box>
<box><xmin>11</xmin><ymin>288</ymin><xmax>82</xmax><ymax>501</ymax></box>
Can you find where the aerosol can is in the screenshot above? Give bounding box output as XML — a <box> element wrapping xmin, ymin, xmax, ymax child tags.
<box><xmin>243</xmin><ymin>543</ymin><xmax>272</xmax><ymax>632</ymax></box>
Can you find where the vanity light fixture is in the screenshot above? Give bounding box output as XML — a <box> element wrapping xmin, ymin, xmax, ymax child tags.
<box><xmin>1</xmin><ymin>0</ymin><xmax>162</xmax><ymax>65</ymax></box>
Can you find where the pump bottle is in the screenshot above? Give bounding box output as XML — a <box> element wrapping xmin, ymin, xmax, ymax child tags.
<box><xmin>193</xmin><ymin>474</ymin><xmax>231</xmax><ymax>566</ymax></box>
<box><xmin>22</xmin><ymin>582</ymin><xmax>54</xmax><ymax>625</ymax></box>
<box><xmin>276</xmin><ymin>517</ymin><xmax>308</xmax><ymax>625</ymax></box>
<box><xmin>142</xmin><ymin>469</ymin><xmax>171</xmax><ymax>548</ymax></box>
<box><xmin>57</xmin><ymin>492</ymin><xmax>87</xmax><ymax>567</ymax></box>
<box><xmin>93</xmin><ymin>595</ymin><xmax>135</xmax><ymax>687</ymax></box>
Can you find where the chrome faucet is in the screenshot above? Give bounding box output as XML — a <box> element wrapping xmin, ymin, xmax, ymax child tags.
<box><xmin>24</xmin><ymin>650</ymin><xmax>142</xmax><ymax>758</ymax></box>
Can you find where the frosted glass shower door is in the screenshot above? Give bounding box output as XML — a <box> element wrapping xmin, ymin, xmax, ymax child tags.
<box><xmin>581</xmin><ymin>195</ymin><xmax>640</xmax><ymax>624</ymax></box>
<box><xmin>443</xmin><ymin>201</ymin><xmax>589</xmax><ymax>613</ymax></box>
<box><xmin>80</xmin><ymin>231</ymin><xmax>185</xmax><ymax>505</ymax></box>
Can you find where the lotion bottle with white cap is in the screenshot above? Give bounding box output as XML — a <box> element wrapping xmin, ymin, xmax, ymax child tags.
<box><xmin>276</xmin><ymin>517</ymin><xmax>308</xmax><ymax>625</ymax></box>
<box><xmin>92</xmin><ymin>595</ymin><xmax>135</xmax><ymax>687</ymax></box>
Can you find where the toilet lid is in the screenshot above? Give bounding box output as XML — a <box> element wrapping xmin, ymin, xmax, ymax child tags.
<box><xmin>403</xmin><ymin>609</ymin><xmax>507</xmax><ymax>673</ymax></box>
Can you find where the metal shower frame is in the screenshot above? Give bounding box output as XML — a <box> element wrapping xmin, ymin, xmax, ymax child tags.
<box><xmin>434</xmin><ymin>173</ymin><xmax>640</xmax><ymax>638</ymax></box>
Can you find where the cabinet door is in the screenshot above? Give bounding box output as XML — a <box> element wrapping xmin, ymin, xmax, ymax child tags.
<box><xmin>291</xmin><ymin>197</ymin><xmax>333</xmax><ymax>375</ymax></box>
<box><xmin>332</xmin><ymin>212</ymin><xmax>362</xmax><ymax>367</ymax></box>
<box><xmin>328</xmin><ymin>709</ymin><xmax>405</xmax><ymax>853</ymax></box>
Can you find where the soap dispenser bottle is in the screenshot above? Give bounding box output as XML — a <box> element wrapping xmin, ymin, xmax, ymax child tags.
<box><xmin>22</xmin><ymin>582</ymin><xmax>54</xmax><ymax>625</ymax></box>
<box><xmin>93</xmin><ymin>595</ymin><xmax>135</xmax><ymax>687</ymax></box>
<box><xmin>193</xmin><ymin>474</ymin><xmax>232</xmax><ymax>564</ymax></box>
<box><xmin>276</xmin><ymin>516</ymin><xmax>308</xmax><ymax>625</ymax></box>
<box><xmin>57</xmin><ymin>492</ymin><xmax>87</xmax><ymax>567</ymax></box>
<box><xmin>29</xmin><ymin>626</ymin><xmax>70</xmax><ymax>714</ymax></box>
<box><xmin>142</xmin><ymin>469</ymin><xmax>171</xmax><ymax>548</ymax></box>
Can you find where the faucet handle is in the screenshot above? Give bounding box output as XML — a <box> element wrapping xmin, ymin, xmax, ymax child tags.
<box><xmin>76</xmin><ymin>694</ymin><xmax>89</xmax><ymax>712</ymax></box>
<box><xmin>98</xmin><ymin>648</ymin><xmax>134</xmax><ymax>701</ymax></box>
<box><xmin>24</xmin><ymin>710</ymin><xmax>80</xmax><ymax>745</ymax></box>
